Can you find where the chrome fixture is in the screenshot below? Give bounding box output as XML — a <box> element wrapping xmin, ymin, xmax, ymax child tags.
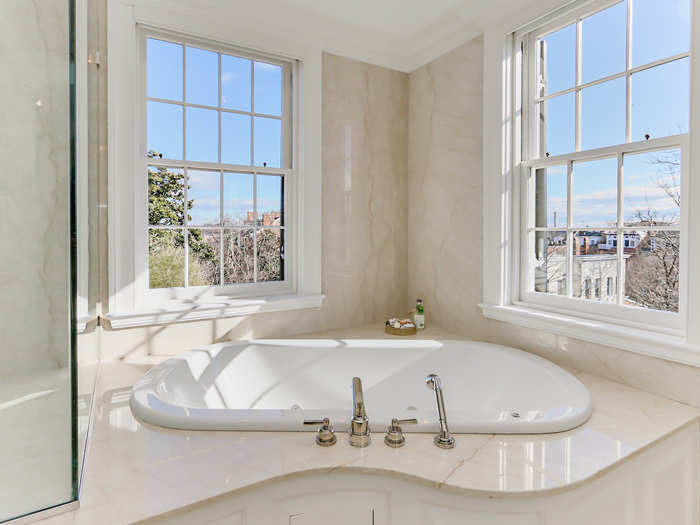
<box><xmin>349</xmin><ymin>377</ymin><xmax>371</xmax><ymax>447</ymax></box>
<box><xmin>425</xmin><ymin>373</ymin><xmax>456</xmax><ymax>449</ymax></box>
<box><xmin>303</xmin><ymin>417</ymin><xmax>337</xmax><ymax>446</ymax></box>
<box><xmin>384</xmin><ymin>417</ymin><xmax>417</xmax><ymax>448</ymax></box>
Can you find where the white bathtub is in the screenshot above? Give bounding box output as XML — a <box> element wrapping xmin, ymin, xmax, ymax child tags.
<box><xmin>130</xmin><ymin>339</ymin><xmax>593</xmax><ymax>434</ymax></box>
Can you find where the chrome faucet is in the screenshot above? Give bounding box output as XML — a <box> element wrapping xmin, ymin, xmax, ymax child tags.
<box><xmin>425</xmin><ymin>373</ymin><xmax>455</xmax><ymax>449</ymax></box>
<box><xmin>349</xmin><ymin>377</ymin><xmax>371</xmax><ymax>447</ymax></box>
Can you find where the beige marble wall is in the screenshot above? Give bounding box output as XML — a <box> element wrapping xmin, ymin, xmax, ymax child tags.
<box><xmin>0</xmin><ymin>0</ymin><xmax>71</xmax><ymax>376</ymax></box>
<box><xmin>97</xmin><ymin>53</ymin><xmax>408</xmax><ymax>361</ymax></box>
<box><xmin>407</xmin><ymin>36</ymin><xmax>700</xmax><ymax>408</ymax></box>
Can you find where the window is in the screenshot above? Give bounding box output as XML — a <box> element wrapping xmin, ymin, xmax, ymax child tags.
<box><xmin>144</xmin><ymin>31</ymin><xmax>292</xmax><ymax>295</ymax></box>
<box><xmin>520</xmin><ymin>0</ymin><xmax>688</xmax><ymax>326</ymax></box>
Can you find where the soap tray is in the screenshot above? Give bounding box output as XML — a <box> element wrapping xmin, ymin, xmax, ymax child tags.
<box><xmin>385</xmin><ymin>317</ymin><xmax>417</xmax><ymax>336</ymax></box>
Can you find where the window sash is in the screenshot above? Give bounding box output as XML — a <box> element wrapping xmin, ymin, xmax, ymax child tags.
<box><xmin>513</xmin><ymin>1</ymin><xmax>689</xmax><ymax>333</ymax></box>
<box><xmin>138</xmin><ymin>27</ymin><xmax>296</xmax><ymax>304</ymax></box>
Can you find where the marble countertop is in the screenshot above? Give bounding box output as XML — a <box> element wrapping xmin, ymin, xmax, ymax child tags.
<box><xmin>40</xmin><ymin>325</ymin><xmax>700</xmax><ymax>525</ymax></box>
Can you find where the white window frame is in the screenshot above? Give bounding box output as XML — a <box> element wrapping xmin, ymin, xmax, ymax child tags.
<box><xmin>481</xmin><ymin>0</ymin><xmax>700</xmax><ymax>366</ymax></box>
<box><xmin>105</xmin><ymin>0</ymin><xmax>323</xmax><ymax>328</ymax></box>
<box><xmin>137</xmin><ymin>27</ymin><xmax>295</xmax><ymax>305</ymax></box>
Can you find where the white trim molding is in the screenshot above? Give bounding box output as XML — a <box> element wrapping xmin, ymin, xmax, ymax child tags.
<box><xmin>107</xmin><ymin>0</ymin><xmax>322</xmax><ymax>321</ymax></box>
<box><xmin>482</xmin><ymin>0</ymin><xmax>700</xmax><ymax>367</ymax></box>
<box><xmin>103</xmin><ymin>293</ymin><xmax>324</xmax><ymax>330</ymax></box>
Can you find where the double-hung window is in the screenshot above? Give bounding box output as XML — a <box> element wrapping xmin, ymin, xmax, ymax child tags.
<box><xmin>516</xmin><ymin>0</ymin><xmax>690</xmax><ymax>331</ymax></box>
<box><xmin>142</xmin><ymin>29</ymin><xmax>293</xmax><ymax>301</ymax></box>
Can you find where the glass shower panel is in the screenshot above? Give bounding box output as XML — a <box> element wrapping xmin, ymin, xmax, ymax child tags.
<box><xmin>0</xmin><ymin>0</ymin><xmax>77</xmax><ymax>522</ymax></box>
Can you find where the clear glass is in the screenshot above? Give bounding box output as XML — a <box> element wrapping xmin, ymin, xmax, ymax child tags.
<box><xmin>623</xmin><ymin>230</ymin><xmax>680</xmax><ymax>312</ymax></box>
<box><xmin>1</xmin><ymin>0</ymin><xmax>77</xmax><ymax>520</ymax></box>
<box><xmin>186</xmin><ymin>46</ymin><xmax>219</xmax><ymax>107</ymax></box>
<box><xmin>631</xmin><ymin>0</ymin><xmax>690</xmax><ymax>67</ymax></box>
<box><xmin>189</xmin><ymin>229</ymin><xmax>221</xmax><ymax>286</ymax></box>
<box><xmin>186</xmin><ymin>107</ymin><xmax>218</xmax><ymax>162</ymax></box>
<box><xmin>623</xmin><ymin>148</ymin><xmax>681</xmax><ymax>227</ymax></box>
<box><xmin>222</xmin><ymin>55</ymin><xmax>251</xmax><ymax>111</ymax></box>
<box><xmin>572</xmin><ymin>230</ymin><xmax>618</xmax><ymax>301</ymax></box>
<box><xmin>149</xmin><ymin>229</ymin><xmax>185</xmax><ymax>288</ymax></box>
<box><xmin>254</xmin><ymin>116</ymin><xmax>282</xmax><ymax>167</ymax></box>
<box><xmin>223</xmin><ymin>229</ymin><xmax>255</xmax><ymax>283</ymax></box>
<box><xmin>148</xmin><ymin>101</ymin><xmax>183</xmax><ymax>159</ymax></box>
<box><xmin>222</xmin><ymin>112</ymin><xmax>251</xmax><ymax>165</ymax></box>
<box><xmin>254</xmin><ymin>61</ymin><xmax>282</xmax><ymax>116</ymax></box>
<box><xmin>257</xmin><ymin>174</ymin><xmax>284</xmax><ymax>226</ymax></box>
<box><xmin>538</xmin><ymin>23</ymin><xmax>576</xmax><ymax>95</ymax></box>
<box><xmin>187</xmin><ymin>170</ymin><xmax>220</xmax><ymax>226</ymax></box>
<box><xmin>257</xmin><ymin>229</ymin><xmax>284</xmax><ymax>281</ymax></box>
<box><xmin>147</xmin><ymin>38</ymin><xmax>183</xmax><ymax>101</ymax></box>
<box><xmin>534</xmin><ymin>231</ymin><xmax>568</xmax><ymax>295</ymax></box>
<box><xmin>540</xmin><ymin>93</ymin><xmax>575</xmax><ymax>157</ymax></box>
<box><xmin>631</xmin><ymin>58</ymin><xmax>689</xmax><ymax>141</ymax></box>
<box><xmin>535</xmin><ymin>166</ymin><xmax>567</xmax><ymax>228</ymax></box>
<box><xmin>148</xmin><ymin>166</ymin><xmax>185</xmax><ymax>226</ymax></box>
<box><xmin>572</xmin><ymin>157</ymin><xmax>618</xmax><ymax>228</ymax></box>
<box><xmin>581</xmin><ymin>77</ymin><xmax>626</xmax><ymax>151</ymax></box>
<box><xmin>581</xmin><ymin>1</ymin><xmax>627</xmax><ymax>84</ymax></box>
<box><xmin>223</xmin><ymin>172</ymin><xmax>254</xmax><ymax>226</ymax></box>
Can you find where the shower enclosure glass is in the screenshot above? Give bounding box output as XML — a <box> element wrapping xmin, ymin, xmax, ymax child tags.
<box><xmin>0</xmin><ymin>0</ymin><xmax>77</xmax><ymax>521</ymax></box>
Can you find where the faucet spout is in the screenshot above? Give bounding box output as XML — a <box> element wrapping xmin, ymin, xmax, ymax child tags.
<box><xmin>349</xmin><ymin>377</ymin><xmax>370</xmax><ymax>447</ymax></box>
<box><xmin>352</xmin><ymin>377</ymin><xmax>366</xmax><ymax>419</ymax></box>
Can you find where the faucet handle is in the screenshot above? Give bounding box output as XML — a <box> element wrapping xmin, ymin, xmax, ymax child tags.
<box><xmin>303</xmin><ymin>417</ymin><xmax>337</xmax><ymax>447</ymax></box>
<box><xmin>384</xmin><ymin>417</ymin><xmax>418</xmax><ymax>448</ymax></box>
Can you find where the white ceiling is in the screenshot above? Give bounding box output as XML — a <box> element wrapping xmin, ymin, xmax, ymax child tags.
<box><xmin>159</xmin><ymin>0</ymin><xmax>567</xmax><ymax>72</ymax></box>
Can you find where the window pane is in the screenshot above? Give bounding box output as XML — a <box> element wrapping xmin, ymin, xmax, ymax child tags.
<box><xmin>186</xmin><ymin>107</ymin><xmax>218</xmax><ymax>162</ymax></box>
<box><xmin>148</xmin><ymin>166</ymin><xmax>185</xmax><ymax>226</ymax></box>
<box><xmin>188</xmin><ymin>229</ymin><xmax>220</xmax><ymax>286</ymax></box>
<box><xmin>623</xmin><ymin>148</ymin><xmax>681</xmax><ymax>227</ymax></box>
<box><xmin>573</xmin><ymin>157</ymin><xmax>618</xmax><ymax>227</ymax></box>
<box><xmin>581</xmin><ymin>77</ymin><xmax>626</xmax><ymax>151</ymax></box>
<box><xmin>581</xmin><ymin>1</ymin><xmax>627</xmax><ymax>84</ymax></box>
<box><xmin>257</xmin><ymin>229</ymin><xmax>284</xmax><ymax>282</ymax></box>
<box><xmin>186</xmin><ymin>46</ymin><xmax>219</xmax><ymax>107</ymax></box>
<box><xmin>623</xmin><ymin>230</ymin><xmax>680</xmax><ymax>312</ymax></box>
<box><xmin>222</xmin><ymin>113</ymin><xmax>251</xmax><ymax>165</ymax></box>
<box><xmin>534</xmin><ymin>231</ymin><xmax>567</xmax><ymax>295</ymax></box>
<box><xmin>223</xmin><ymin>172</ymin><xmax>254</xmax><ymax>226</ymax></box>
<box><xmin>254</xmin><ymin>117</ymin><xmax>281</xmax><ymax>168</ymax></box>
<box><xmin>539</xmin><ymin>24</ymin><xmax>576</xmax><ymax>95</ymax></box>
<box><xmin>535</xmin><ymin>166</ymin><xmax>567</xmax><ymax>228</ymax></box>
<box><xmin>540</xmin><ymin>93</ymin><xmax>575</xmax><ymax>157</ymax></box>
<box><xmin>222</xmin><ymin>55</ymin><xmax>251</xmax><ymax>111</ymax></box>
<box><xmin>573</xmin><ymin>230</ymin><xmax>618</xmax><ymax>301</ymax></box>
<box><xmin>147</xmin><ymin>39</ymin><xmax>183</xmax><ymax>101</ymax></box>
<box><xmin>631</xmin><ymin>58</ymin><xmax>689</xmax><ymax>141</ymax></box>
<box><xmin>147</xmin><ymin>101</ymin><xmax>183</xmax><ymax>160</ymax></box>
<box><xmin>187</xmin><ymin>170</ymin><xmax>220</xmax><ymax>226</ymax></box>
<box><xmin>223</xmin><ymin>229</ymin><xmax>255</xmax><ymax>283</ymax></box>
<box><xmin>257</xmin><ymin>174</ymin><xmax>283</xmax><ymax>226</ymax></box>
<box><xmin>254</xmin><ymin>61</ymin><xmax>282</xmax><ymax>116</ymax></box>
<box><xmin>149</xmin><ymin>228</ymin><xmax>185</xmax><ymax>288</ymax></box>
<box><xmin>631</xmin><ymin>0</ymin><xmax>690</xmax><ymax>67</ymax></box>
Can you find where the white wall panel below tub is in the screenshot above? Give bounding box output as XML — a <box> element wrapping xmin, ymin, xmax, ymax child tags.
<box><xmin>140</xmin><ymin>422</ymin><xmax>698</xmax><ymax>525</ymax></box>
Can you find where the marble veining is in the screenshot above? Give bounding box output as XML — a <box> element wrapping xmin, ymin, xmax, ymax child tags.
<box><xmin>37</xmin><ymin>326</ymin><xmax>700</xmax><ymax>525</ymax></box>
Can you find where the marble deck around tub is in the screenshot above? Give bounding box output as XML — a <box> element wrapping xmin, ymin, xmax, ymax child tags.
<box><xmin>37</xmin><ymin>325</ymin><xmax>700</xmax><ymax>525</ymax></box>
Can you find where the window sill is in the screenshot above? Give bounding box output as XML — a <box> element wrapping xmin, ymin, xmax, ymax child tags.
<box><xmin>480</xmin><ymin>303</ymin><xmax>700</xmax><ymax>368</ymax></box>
<box><xmin>103</xmin><ymin>294</ymin><xmax>325</xmax><ymax>330</ymax></box>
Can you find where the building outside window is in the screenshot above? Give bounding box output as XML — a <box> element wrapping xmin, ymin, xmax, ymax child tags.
<box><xmin>521</xmin><ymin>0</ymin><xmax>688</xmax><ymax>318</ymax></box>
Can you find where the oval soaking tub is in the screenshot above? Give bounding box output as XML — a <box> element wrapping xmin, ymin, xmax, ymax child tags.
<box><xmin>130</xmin><ymin>339</ymin><xmax>593</xmax><ymax>434</ymax></box>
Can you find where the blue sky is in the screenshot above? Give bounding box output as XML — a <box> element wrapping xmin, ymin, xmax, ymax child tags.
<box><xmin>539</xmin><ymin>0</ymin><xmax>688</xmax><ymax>228</ymax></box>
<box><xmin>146</xmin><ymin>38</ymin><xmax>283</xmax><ymax>227</ymax></box>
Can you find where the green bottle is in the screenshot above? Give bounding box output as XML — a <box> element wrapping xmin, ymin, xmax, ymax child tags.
<box><xmin>414</xmin><ymin>299</ymin><xmax>425</xmax><ymax>330</ymax></box>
